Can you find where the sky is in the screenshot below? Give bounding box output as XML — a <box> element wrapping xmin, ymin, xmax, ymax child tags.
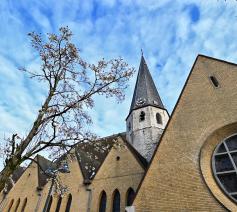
<box><xmin>0</xmin><ymin>0</ymin><xmax>237</xmax><ymax>166</ymax></box>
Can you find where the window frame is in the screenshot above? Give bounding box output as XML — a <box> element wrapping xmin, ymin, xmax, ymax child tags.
<box><xmin>212</xmin><ymin>133</ymin><xmax>237</xmax><ymax>203</ymax></box>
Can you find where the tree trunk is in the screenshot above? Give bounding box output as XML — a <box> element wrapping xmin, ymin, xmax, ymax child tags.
<box><xmin>0</xmin><ymin>157</ymin><xmax>20</xmax><ymax>192</ymax></box>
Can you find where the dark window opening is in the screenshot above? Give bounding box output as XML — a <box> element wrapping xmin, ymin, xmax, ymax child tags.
<box><xmin>21</xmin><ymin>198</ymin><xmax>27</xmax><ymax>212</ymax></box>
<box><xmin>45</xmin><ymin>196</ymin><xmax>52</xmax><ymax>212</ymax></box>
<box><xmin>7</xmin><ymin>199</ymin><xmax>14</xmax><ymax>212</ymax></box>
<box><xmin>116</xmin><ymin>156</ymin><xmax>120</xmax><ymax>161</ymax></box>
<box><xmin>126</xmin><ymin>187</ymin><xmax>135</xmax><ymax>206</ymax></box>
<box><xmin>14</xmin><ymin>198</ymin><xmax>20</xmax><ymax>212</ymax></box>
<box><xmin>139</xmin><ymin>111</ymin><xmax>145</xmax><ymax>122</ymax></box>
<box><xmin>65</xmin><ymin>194</ymin><xmax>72</xmax><ymax>212</ymax></box>
<box><xmin>156</xmin><ymin>113</ymin><xmax>162</xmax><ymax>124</ymax></box>
<box><xmin>112</xmin><ymin>189</ymin><xmax>120</xmax><ymax>212</ymax></box>
<box><xmin>99</xmin><ymin>191</ymin><xmax>107</xmax><ymax>212</ymax></box>
<box><xmin>55</xmin><ymin>196</ymin><xmax>62</xmax><ymax>212</ymax></box>
<box><xmin>209</xmin><ymin>76</ymin><xmax>219</xmax><ymax>88</ymax></box>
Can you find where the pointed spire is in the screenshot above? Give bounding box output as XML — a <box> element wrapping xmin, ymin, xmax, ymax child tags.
<box><xmin>129</xmin><ymin>55</ymin><xmax>164</xmax><ymax>112</ymax></box>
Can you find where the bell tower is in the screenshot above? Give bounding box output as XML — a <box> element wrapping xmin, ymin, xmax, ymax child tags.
<box><xmin>126</xmin><ymin>55</ymin><xmax>169</xmax><ymax>161</ymax></box>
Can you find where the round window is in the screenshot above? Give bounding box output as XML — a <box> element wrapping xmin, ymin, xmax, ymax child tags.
<box><xmin>212</xmin><ymin>134</ymin><xmax>237</xmax><ymax>202</ymax></box>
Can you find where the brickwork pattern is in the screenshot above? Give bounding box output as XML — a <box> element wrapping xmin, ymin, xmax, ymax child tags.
<box><xmin>133</xmin><ymin>55</ymin><xmax>237</xmax><ymax>211</ymax></box>
<box><xmin>0</xmin><ymin>137</ymin><xmax>145</xmax><ymax>212</ymax></box>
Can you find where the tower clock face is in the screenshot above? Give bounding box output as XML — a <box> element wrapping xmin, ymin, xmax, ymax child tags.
<box><xmin>136</xmin><ymin>98</ymin><xmax>146</xmax><ymax>106</ymax></box>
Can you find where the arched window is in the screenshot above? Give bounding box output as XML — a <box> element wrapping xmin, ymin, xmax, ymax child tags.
<box><xmin>112</xmin><ymin>189</ymin><xmax>120</xmax><ymax>212</ymax></box>
<box><xmin>126</xmin><ymin>188</ymin><xmax>135</xmax><ymax>206</ymax></box>
<box><xmin>55</xmin><ymin>196</ymin><xmax>62</xmax><ymax>212</ymax></box>
<box><xmin>65</xmin><ymin>194</ymin><xmax>72</xmax><ymax>212</ymax></box>
<box><xmin>21</xmin><ymin>198</ymin><xmax>27</xmax><ymax>212</ymax></box>
<box><xmin>139</xmin><ymin>111</ymin><xmax>145</xmax><ymax>122</ymax></box>
<box><xmin>7</xmin><ymin>199</ymin><xmax>14</xmax><ymax>212</ymax></box>
<box><xmin>45</xmin><ymin>196</ymin><xmax>52</xmax><ymax>212</ymax></box>
<box><xmin>99</xmin><ymin>191</ymin><xmax>107</xmax><ymax>212</ymax></box>
<box><xmin>212</xmin><ymin>134</ymin><xmax>237</xmax><ymax>202</ymax></box>
<box><xmin>14</xmin><ymin>198</ymin><xmax>20</xmax><ymax>212</ymax></box>
<box><xmin>156</xmin><ymin>113</ymin><xmax>162</xmax><ymax>124</ymax></box>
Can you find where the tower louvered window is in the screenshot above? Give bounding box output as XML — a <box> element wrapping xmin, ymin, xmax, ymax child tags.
<box><xmin>139</xmin><ymin>111</ymin><xmax>145</xmax><ymax>122</ymax></box>
<box><xmin>112</xmin><ymin>189</ymin><xmax>120</xmax><ymax>212</ymax></box>
<box><xmin>99</xmin><ymin>191</ymin><xmax>107</xmax><ymax>212</ymax></box>
<box><xmin>156</xmin><ymin>113</ymin><xmax>162</xmax><ymax>124</ymax></box>
<box><xmin>126</xmin><ymin>188</ymin><xmax>135</xmax><ymax>206</ymax></box>
<box><xmin>213</xmin><ymin>134</ymin><xmax>237</xmax><ymax>202</ymax></box>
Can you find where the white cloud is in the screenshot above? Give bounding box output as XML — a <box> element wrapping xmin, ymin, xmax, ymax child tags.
<box><xmin>1</xmin><ymin>0</ymin><xmax>237</xmax><ymax>169</ymax></box>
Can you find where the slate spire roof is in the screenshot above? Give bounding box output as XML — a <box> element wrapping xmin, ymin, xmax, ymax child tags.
<box><xmin>129</xmin><ymin>55</ymin><xmax>164</xmax><ymax>112</ymax></box>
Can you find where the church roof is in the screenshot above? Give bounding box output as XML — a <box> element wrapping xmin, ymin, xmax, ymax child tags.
<box><xmin>37</xmin><ymin>155</ymin><xmax>56</xmax><ymax>188</ymax></box>
<box><xmin>2</xmin><ymin>135</ymin><xmax>147</xmax><ymax>192</ymax></box>
<box><xmin>129</xmin><ymin>55</ymin><xmax>164</xmax><ymax>113</ymax></box>
<box><xmin>75</xmin><ymin>133</ymin><xmax>148</xmax><ymax>182</ymax></box>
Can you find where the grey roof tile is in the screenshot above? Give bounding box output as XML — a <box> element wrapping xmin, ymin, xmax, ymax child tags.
<box><xmin>129</xmin><ymin>56</ymin><xmax>164</xmax><ymax>112</ymax></box>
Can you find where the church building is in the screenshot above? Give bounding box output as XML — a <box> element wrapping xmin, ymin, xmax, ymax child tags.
<box><xmin>0</xmin><ymin>55</ymin><xmax>168</xmax><ymax>212</ymax></box>
<box><xmin>1</xmin><ymin>54</ymin><xmax>237</xmax><ymax>212</ymax></box>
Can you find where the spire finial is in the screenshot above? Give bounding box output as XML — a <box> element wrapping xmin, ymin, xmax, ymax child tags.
<box><xmin>141</xmin><ymin>48</ymin><xmax>143</xmax><ymax>56</ymax></box>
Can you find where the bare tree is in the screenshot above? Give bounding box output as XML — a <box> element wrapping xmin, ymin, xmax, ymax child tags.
<box><xmin>0</xmin><ymin>26</ymin><xmax>135</xmax><ymax>191</ymax></box>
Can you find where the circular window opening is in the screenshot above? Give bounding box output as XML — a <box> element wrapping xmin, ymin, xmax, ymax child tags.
<box><xmin>212</xmin><ymin>134</ymin><xmax>237</xmax><ymax>203</ymax></box>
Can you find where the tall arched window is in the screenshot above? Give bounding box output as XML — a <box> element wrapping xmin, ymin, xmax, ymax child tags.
<box><xmin>7</xmin><ymin>199</ymin><xmax>14</xmax><ymax>212</ymax></box>
<box><xmin>139</xmin><ymin>111</ymin><xmax>145</xmax><ymax>122</ymax></box>
<box><xmin>55</xmin><ymin>196</ymin><xmax>62</xmax><ymax>212</ymax></box>
<box><xmin>21</xmin><ymin>198</ymin><xmax>27</xmax><ymax>212</ymax></box>
<box><xmin>112</xmin><ymin>189</ymin><xmax>120</xmax><ymax>212</ymax></box>
<box><xmin>65</xmin><ymin>194</ymin><xmax>72</xmax><ymax>212</ymax></box>
<box><xmin>14</xmin><ymin>198</ymin><xmax>20</xmax><ymax>212</ymax></box>
<box><xmin>156</xmin><ymin>113</ymin><xmax>162</xmax><ymax>124</ymax></box>
<box><xmin>126</xmin><ymin>188</ymin><xmax>135</xmax><ymax>206</ymax></box>
<box><xmin>99</xmin><ymin>191</ymin><xmax>107</xmax><ymax>212</ymax></box>
<box><xmin>45</xmin><ymin>196</ymin><xmax>52</xmax><ymax>212</ymax></box>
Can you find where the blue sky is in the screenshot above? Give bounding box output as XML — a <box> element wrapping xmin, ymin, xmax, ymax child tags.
<box><xmin>0</xmin><ymin>0</ymin><xmax>237</xmax><ymax>159</ymax></box>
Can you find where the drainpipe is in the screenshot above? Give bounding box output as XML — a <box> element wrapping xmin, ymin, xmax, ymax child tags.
<box><xmin>86</xmin><ymin>188</ymin><xmax>92</xmax><ymax>212</ymax></box>
<box><xmin>34</xmin><ymin>189</ymin><xmax>43</xmax><ymax>212</ymax></box>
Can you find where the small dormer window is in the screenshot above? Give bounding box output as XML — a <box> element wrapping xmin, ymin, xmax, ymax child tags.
<box><xmin>139</xmin><ymin>111</ymin><xmax>145</xmax><ymax>122</ymax></box>
<box><xmin>156</xmin><ymin>113</ymin><xmax>162</xmax><ymax>124</ymax></box>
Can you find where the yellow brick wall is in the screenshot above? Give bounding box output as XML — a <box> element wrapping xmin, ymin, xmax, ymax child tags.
<box><xmin>1</xmin><ymin>161</ymin><xmax>49</xmax><ymax>212</ymax></box>
<box><xmin>2</xmin><ymin>137</ymin><xmax>145</xmax><ymax>212</ymax></box>
<box><xmin>89</xmin><ymin>140</ymin><xmax>144</xmax><ymax>212</ymax></box>
<box><xmin>133</xmin><ymin>55</ymin><xmax>237</xmax><ymax>211</ymax></box>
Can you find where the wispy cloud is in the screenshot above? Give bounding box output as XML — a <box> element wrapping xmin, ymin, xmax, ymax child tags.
<box><xmin>0</xmin><ymin>0</ymin><xmax>237</xmax><ymax>168</ymax></box>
